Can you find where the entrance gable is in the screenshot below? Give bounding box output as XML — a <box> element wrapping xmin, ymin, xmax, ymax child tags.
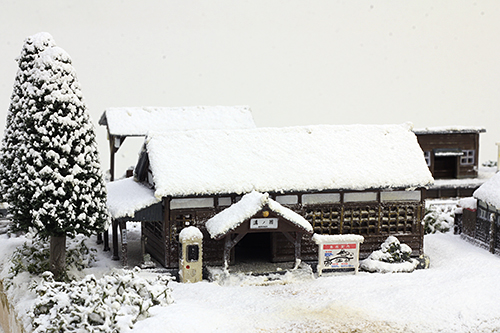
<box><xmin>206</xmin><ymin>191</ymin><xmax>313</xmax><ymax>240</ymax></box>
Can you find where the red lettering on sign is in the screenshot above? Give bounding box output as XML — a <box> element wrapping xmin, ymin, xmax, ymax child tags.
<box><xmin>323</xmin><ymin>243</ymin><xmax>357</xmax><ymax>250</ymax></box>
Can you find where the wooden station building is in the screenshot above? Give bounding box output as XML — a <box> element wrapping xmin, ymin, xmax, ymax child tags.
<box><xmin>106</xmin><ymin>122</ymin><xmax>434</xmax><ymax>269</ymax></box>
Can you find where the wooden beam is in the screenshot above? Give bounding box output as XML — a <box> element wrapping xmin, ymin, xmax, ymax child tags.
<box><xmin>223</xmin><ymin>233</ymin><xmax>246</xmax><ymax>266</ymax></box>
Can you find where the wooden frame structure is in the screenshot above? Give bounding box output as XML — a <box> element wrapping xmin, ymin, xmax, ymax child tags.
<box><xmin>136</xmin><ymin>189</ymin><xmax>425</xmax><ymax>269</ymax></box>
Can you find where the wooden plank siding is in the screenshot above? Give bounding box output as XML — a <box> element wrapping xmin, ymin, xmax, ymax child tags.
<box><xmin>162</xmin><ymin>189</ymin><xmax>425</xmax><ymax>268</ymax></box>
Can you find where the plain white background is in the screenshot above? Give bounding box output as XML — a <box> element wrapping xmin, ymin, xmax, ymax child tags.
<box><xmin>1</xmin><ymin>1</ymin><xmax>499</xmax><ymax>175</ymax></box>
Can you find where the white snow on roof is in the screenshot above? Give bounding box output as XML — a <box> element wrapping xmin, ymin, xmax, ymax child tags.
<box><xmin>474</xmin><ymin>171</ymin><xmax>500</xmax><ymax>209</ymax></box>
<box><xmin>413</xmin><ymin>126</ymin><xmax>486</xmax><ymax>134</ymax></box>
<box><xmin>312</xmin><ymin>234</ymin><xmax>365</xmax><ymax>244</ymax></box>
<box><xmin>100</xmin><ymin>106</ymin><xmax>256</xmax><ymax>136</ymax></box>
<box><xmin>206</xmin><ymin>192</ymin><xmax>313</xmax><ymax>239</ymax></box>
<box><xmin>147</xmin><ymin>123</ymin><xmax>433</xmax><ymax>197</ymax></box>
<box><xmin>106</xmin><ymin>178</ymin><xmax>160</xmax><ymax>219</ymax></box>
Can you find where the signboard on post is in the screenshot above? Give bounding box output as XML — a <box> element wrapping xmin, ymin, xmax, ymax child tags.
<box><xmin>250</xmin><ymin>218</ymin><xmax>278</xmax><ymax>230</ymax></box>
<box><xmin>312</xmin><ymin>234</ymin><xmax>364</xmax><ymax>276</ymax></box>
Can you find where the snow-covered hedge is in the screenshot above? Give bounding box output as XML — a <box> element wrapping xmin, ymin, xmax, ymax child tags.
<box><xmin>31</xmin><ymin>269</ymin><xmax>173</xmax><ymax>333</ymax></box>
<box><xmin>9</xmin><ymin>235</ymin><xmax>96</xmax><ymax>281</ymax></box>
<box><xmin>423</xmin><ymin>204</ymin><xmax>456</xmax><ymax>234</ymax></box>
<box><xmin>360</xmin><ymin>236</ymin><xmax>418</xmax><ymax>273</ymax></box>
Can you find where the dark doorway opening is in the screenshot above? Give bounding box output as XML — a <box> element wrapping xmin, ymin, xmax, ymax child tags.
<box><xmin>433</xmin><ymin>156</ymin><xmax>457</xmax><ymax>179</ymax></box>
<box><xmin>235</xmin><ymin>232</ymin><xmax>271</xmax><ymax>263</ymax></box>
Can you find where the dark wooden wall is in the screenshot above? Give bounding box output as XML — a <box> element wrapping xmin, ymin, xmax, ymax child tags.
<box><xmin>161</xmin><ymin>191</ymin><xmax>424</xmax><ymax>268</ymax></box>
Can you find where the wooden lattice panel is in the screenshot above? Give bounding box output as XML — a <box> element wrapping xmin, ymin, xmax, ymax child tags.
<box><xmin>305</xmin><ymin>206</ymin><xmax>341</xmax><ymax>234</ymax></box>
<box><xmin>380</xmin><ymin>205</ymin><xmax>415</xmax><ymax>234</ymax></box>
<box><xmin>342</xmin><ymin>206</ymin><xmax>378</xmax><ymax>234</ymax></box>
<box><xmin>475</xmin><ymin>216</ymin><xmax>491</xmax><ymax>245</ymax></box>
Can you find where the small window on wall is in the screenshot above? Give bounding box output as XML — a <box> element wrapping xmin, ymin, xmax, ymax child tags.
<box><xmin>423</xmin><ymin>151</ymin><xmax>431</xmax><ymax>166</ymax></box>
<box><xmin>460</xmin><ymin>150</ymin><xmax>475</xmax><ymax>165</ymax></box>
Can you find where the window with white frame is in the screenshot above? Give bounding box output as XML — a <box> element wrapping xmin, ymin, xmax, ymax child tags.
<box><xmin>460</xmin><ymin>150</ymin><xmax>475</xmax><ymax>165</ymax></box>
<box><xmin>423</xmin><ymin>151</ymin><xmax>431</xmax><ymax>166</ymax></box>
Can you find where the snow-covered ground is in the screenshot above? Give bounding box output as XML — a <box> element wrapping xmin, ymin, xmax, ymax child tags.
<box><xmin>2</xmin><ymin>230</ymin><xmax>500</xmax><ymax>332</ymax></box>
<box><xmin>1</xmin><ymin>195</ymin><xmax>500</xmax><ymax>333</ymax></box>
<box><xmin>129</xmin><ymin>233</ymin><xmax>500</xmax><ymax>333</ymax></box>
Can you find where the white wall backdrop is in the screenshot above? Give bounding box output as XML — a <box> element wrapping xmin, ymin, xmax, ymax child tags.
<box><xmin>1</xmin><ymin>1</ymin><xmax>499</xmax><ymax>176</ymax></box>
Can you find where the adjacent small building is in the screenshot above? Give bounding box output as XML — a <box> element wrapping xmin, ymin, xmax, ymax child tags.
<box><xmin>414</xmin><ymin>126</ymin><xmax>486</xmax><ymax>198</ymax></box>
<box><xmin>107</xmin><ymin>123</ymin><xmax>434</xmax><ymax>269</ymax></box>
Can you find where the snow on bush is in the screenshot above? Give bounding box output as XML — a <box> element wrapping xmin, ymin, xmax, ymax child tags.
<box><xmin>360</xmin><ymin>236</ymin><xmax>418</xmax><ymax>273</ymax></box>
<box><xmin>9</xmin><ymin>235</ymin><xmax>97</xmax><ymax>281</ymax></box>
<box><xmin>423</xmin><ymin>203</ymin><xmax>456</xmax><ymax>234</ymax></box>
<box><xmin>482</xmin><ymin>160</ymin><xmax>497</xmax><ymax>167</ymax></box>
<box><xmin>31</xmin><ymin>268</ymin><xmax>173</xmax><ymax>333</ymax></box>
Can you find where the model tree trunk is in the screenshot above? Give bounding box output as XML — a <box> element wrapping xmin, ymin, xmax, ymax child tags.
<box><xmin>50</xmin><ymin>235</ymin><xmax>66</xmax><ymax>281</ymax></box>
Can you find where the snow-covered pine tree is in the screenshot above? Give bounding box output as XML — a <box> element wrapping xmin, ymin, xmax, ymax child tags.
<box><xmin>0</xmin><ymin>32</ymin><xmax>109</xmax><ymax>280</ymax></box>
<box><xmin>0</xmin><ymin>33</ymin><xmax>56</xmax><ymax>215</ymax></box>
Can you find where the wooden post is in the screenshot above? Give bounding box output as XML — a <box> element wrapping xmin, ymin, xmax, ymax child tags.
<box><xmin>50</xmin><ymin>235</ymin><xmax>66</xmax><ymax>281</ymax></box>
<box><xmin>120</xmin><ymin>221</ymin><xmax>128</xmax><ymax>267</ymax></box>
<box><xmin>490</xmin><ymin>214</ymin><xmax>496</xmax><ymax>254</ymax></box>
<box><xmin>103</xmin><ymin>230</ymin><xmax>110</xmax><ymax>252</ymax></box>
<box><xmin>294</xmin><ymin>232</ymin><xmax>302</xmax><ymax>262</ymax></box>
<box><xmin>112</xmin><ymin>219</ymin><xmax>119</xmax><ymax>260</ymax></box>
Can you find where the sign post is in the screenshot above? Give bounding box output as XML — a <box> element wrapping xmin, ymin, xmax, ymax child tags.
<box><xmin>312</xmin><ymin>234</ymin><xmax>364</xmax><ymax>276</ymax></box>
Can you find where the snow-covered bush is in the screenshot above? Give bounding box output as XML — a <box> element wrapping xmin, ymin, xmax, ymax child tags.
<box><xmin>360</xmin><ymin>236</ymin><xmax>418</xmax><ymax>273</ymax></box>
<box><xmin>482</xmin><ymin>160</ymin><xmax>497</xmax><ymax>167</ymax></box>
<box><xmin>423</xmin><ymin>205</ymin><xmax>455</xmax><ymax>234</ymax></box>
<box><xmin>30</xmin><ymin>268</ymin><xmax>174</xmax><ymax>333</ymax></box>
<box><xmin>9</xmin><ymin>236</ymin><xmax>96</xmax><ymax>282</ymax></box>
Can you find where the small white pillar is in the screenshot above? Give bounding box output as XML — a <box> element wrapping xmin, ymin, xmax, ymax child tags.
<box><xmin>496</xmin><ymin>143</ymin><xmax>500</xmax><ymax>171</ymax></box>
<box><xmin>179</xmin><ymin>226</ymin><xmax>203</xmax><ymax>283</ymax></box>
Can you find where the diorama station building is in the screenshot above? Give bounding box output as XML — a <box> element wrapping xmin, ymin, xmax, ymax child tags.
<box><xmin>102</xmin><ymin>109</ymin><xmax>433</xmax><ymax>269</ymax></box>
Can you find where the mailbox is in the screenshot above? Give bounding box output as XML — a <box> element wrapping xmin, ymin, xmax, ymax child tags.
<box><xmin>179</xmin><ymin>226</ymin><xmax>203</xmax><ymax>283</ymax></box>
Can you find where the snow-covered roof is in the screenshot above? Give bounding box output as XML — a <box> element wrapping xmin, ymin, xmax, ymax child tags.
<box><xmin>473</xmin><ymin>171</ymin><xmax>500</xmax><ymax>209</ymax></box>
<box><xmin>206</xmin><ymin>192</ymin><xmax>313</xmax><ymax>239</ymax></box>
<box><xmin>146</xmin><ymin>123</ymin><xmax>433</xmax><ymax>197</ymax></box>
<box><xmin>413</xmin><ymin>126</ymin><xmax>486</xmax><ymax>135</ymax></box>
<box><xmin>312</xmin><ymin>234</ymin><xmax>365</xmax><ymax>244</ymax></box>
<box><xmin>106</xmin><ymin>178</ymin><xmax>160</xmax><ymax>219</ymax></box>
<box><xmin>99</xmin><ymin>106</ymin><xmax>256</xmax><ymax>136</ymax></box>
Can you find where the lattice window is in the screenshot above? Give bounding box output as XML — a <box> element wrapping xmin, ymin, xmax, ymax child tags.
<box><xmin>305</xmin><ymin>206</ymin><xmax>341</xmax><ymax>234</ymax></box>
<box><xmin>460</xmin><ymin>150</ymin><xmax>475</xmax><ymax>165</ymax></box>
<box><xmin>380</xmin><ymin>205</ymin><xmax>415</xmax><ymax>234</ymax></box>
<box><xmin>343</xmin><ymin>206</ymin><xmax>378</xmax><ymax>234</ymax></box>
<box><xmin>423</xmin><ymin>151</ymin><xmax>431</xmax><ymax>166</ymax></box>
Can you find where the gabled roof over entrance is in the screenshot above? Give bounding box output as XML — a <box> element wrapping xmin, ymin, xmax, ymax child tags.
<box><xmin>206</xmin><ymin>192</ymin><xmax>313</xmax><ymax>239</ymax></box>
<box><xmin>474</xmin><ymin>171</ymin><xmax>500</xmax><ymax>209</ymax></box>
<box><xmin>145</xmin><ymin>123</ymin><xmax>433</xmax><ymax>197</ymax></box>
<box><xmin>99</xmin><ymin>105</ymin><xmax>256</xmax><ymax>136</ymax></box>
